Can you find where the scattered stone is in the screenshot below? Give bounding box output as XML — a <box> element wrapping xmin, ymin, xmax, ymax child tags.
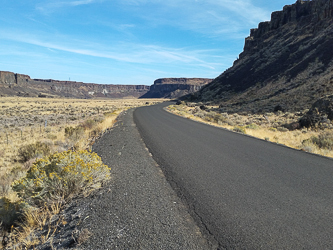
<box><xmin>283</xmin><ymin>122</ymin><xmax>300</xmax><ymax>131</ymax></box>
<box><xmin>299</xmin><ymin>95</ymin><xmax>333</xmax><ymax>128</ymax></box>
<box><xmin>274</xmin><ymin>105</ymin><xmax>285</xmax><ymax>112</ymax></box>
<box><xmin>200</xmin><ymin>105</ymin><xmax>208</xmax><ymax>111</ymax></box>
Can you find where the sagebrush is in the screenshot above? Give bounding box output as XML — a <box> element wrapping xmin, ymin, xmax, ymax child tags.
<box><xmin>12</xmin><ymin>150</ymin><xmax>111</xmax><ymax>207</ymax></box>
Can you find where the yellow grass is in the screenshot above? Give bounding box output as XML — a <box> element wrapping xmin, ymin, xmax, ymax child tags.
<box><xmin>0</xmin><ymin>97</ymin><xmax>164</xmax><ymax>199</ymax></box>
<box><xmin>166</xmin><ymin>104</ymin><xmax>333</xmax><ymax>159</ymax></box>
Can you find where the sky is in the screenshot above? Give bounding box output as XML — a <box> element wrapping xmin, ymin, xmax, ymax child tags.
<box><xmin>0</xmin><ymin>0</ymin><xmax>294</xmax><ymax>86</ymax></box>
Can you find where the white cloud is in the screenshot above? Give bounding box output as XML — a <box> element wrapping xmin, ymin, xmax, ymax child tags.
<box><xmin>69</xmin><ymin>0</ymin><xmax>96</xmax><ymax>6</ymax></box>
<box><xmin>0</xmin><ymin>30</ymin><xmax>223</xmax><ymax>70</ymax></box>
<box><xmin>36</xmin><ymin>0</ymin><xmax>101</xmax><ymax>13</ymax></box>
<box><xmin>118</xmin><ymin>0</ymin><xmax>270</xmax><ymax>38</ymax></box>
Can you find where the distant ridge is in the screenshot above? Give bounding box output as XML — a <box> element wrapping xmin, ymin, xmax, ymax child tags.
<box><xmin>0</xmin><ymin>71</ymin><xmax>211</xmax><ymax>99</ymax></box>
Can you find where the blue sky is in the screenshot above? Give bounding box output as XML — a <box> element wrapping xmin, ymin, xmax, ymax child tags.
<box><xmin>0</xmin><ymin>0</ymin><xmax>293</xmax><ymax>85</ymax></box>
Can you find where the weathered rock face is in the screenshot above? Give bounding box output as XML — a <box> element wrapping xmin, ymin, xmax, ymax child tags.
<box><xmin>196</xmin><ymin>0</ymin><xmax>333</xmax><ymax>113</ymax></box>
<box><xmin>141</xmin><ymin>78</ymin><xmax>212</xmax><ymax>98</ymax></box>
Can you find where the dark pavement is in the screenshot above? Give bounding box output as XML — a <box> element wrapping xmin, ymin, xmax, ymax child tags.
<box><xmin>134</xmin><ymin>102</ymin><xmax>333</xmax><ymax>249</ymax></box>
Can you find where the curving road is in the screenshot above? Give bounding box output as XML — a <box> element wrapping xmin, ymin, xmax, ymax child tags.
<box><xmin>134</xmin><ymin>102</ymin><xmax>333</xmax><ymax>249</ymax></box>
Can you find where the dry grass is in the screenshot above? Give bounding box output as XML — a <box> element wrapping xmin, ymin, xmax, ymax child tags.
<box><xmin>5</xmin><ymin>202</ymin><xmax>64</xmax><ymax>249</ymax></box>
<box><xmin>167</xmin><ymin>103</ymin><xmax>333</xmax><ymax>158</ymax></box>
<box><xmin>0</xmin><ymin>97</ymin><xmax>163</xmax><ymax>197</ymax></box>
<box><xmin>0</xmin><ymin>97</ymin><xmax>164</xmax><ymax>248</ymax></box>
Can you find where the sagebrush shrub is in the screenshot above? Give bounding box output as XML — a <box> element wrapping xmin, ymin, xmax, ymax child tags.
<box><xmin>65</xmin><ymin>126</ymin><xmax>85</xmax><ymax>140</ymax></box>
<box><xmin>81</xmin><ymin>119</ymin><xmax>96</xmax><ymax>130</ymax></box>
<box><xmin>245</xmin><ymin>123</ymin><xmax>259</xmax><ymax>130</ymax></box>
<box><xmin>17</xmin><ymin>142</ymin><xmax>51</xmax><ymax>163</ymax></box>
<box><xmin>94</xmin><ymin>116</ymin><xmax>105</xmax><ymax>124</ymax></box>
<box><xmin>233</xmin><ymin>126</ymin><xmax>246</xmax><ymax>134</ymax></box>
<box><xmin>303</xmin><ymin>132</ymin><xmax>333</xmax><ymax>150</ymax></box>
<box><xmin>12</xmin><ymin>150</ymin><xmax>111</xmax><ymax>206</ymax></box>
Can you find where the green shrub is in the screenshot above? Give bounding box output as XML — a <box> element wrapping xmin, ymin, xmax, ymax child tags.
<box><xmin>202</xmin><ymin>112</ymin><xmax>226</xmax><ymax>124</ymax></box>
<box><xmin>81</xmin><ymin>119</ymin><xmax>96</xmax><ymax>130</ymax></box>
<box><xmin>94</xmin><ymin>116</ymin><xmax>105</xmax><ymax>124</ymax></box>
<box><xmin>277</xmin><ymin>127</ymin><xmax>289</xmax><ymax>132</ymax></box>
<box><xmin>245</xmin><ymin>123</ymin><xmax>259</xmax><ymax>130</ymax></box>
<box><xmin>17</xmin><ymin>142</ymin><xmax>51</xmax><ymax>163</ymax></box>
<box><xmin>302</xmin><ymin>132</ymin><xmax>333</xmax><ymax>150</ymax></box>
<box><xmin>65</xmin><ymin>126</ymin><xmax>85</xmax><ymax>140</ymax></box>
<box><xmin>12</xmin><ymin>150</ymin><xmax>111</xmax><ymax>206</ymax></box>
<box><xmin>233</xmin><ymin>126</ymin><xmax>246</xmax><ymax>134</ymax></box>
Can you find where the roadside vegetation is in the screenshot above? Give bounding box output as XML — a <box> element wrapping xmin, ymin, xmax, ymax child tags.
<box><xmin>167</xmin><ymin>102</ymin><xmax>333</xmax><ymax>158</ymax></box>
<box><xmin>0</xmin><ymin>97</ymin><xmax>163</xmax><ymax>249</ymax></box>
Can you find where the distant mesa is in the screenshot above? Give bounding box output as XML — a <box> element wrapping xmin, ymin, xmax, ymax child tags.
<box><xmin>0</xmin><ymin>71</ymin><xmax>211</xmax><ymax>99</ymax></box>
<box><xmin>140</xmin><ymin>78</ymin><xmax>213</xmax><ymax>98</ymax></box>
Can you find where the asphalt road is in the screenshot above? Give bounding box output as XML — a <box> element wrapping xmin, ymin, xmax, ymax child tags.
<box><xmin>134</xmin><ymin>102</ymin><xmax>333</xmax><ymax>249</ymax></box>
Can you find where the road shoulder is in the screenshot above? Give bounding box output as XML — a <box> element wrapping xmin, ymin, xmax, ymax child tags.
<box><xmin>34</xmin><ymin>108</ymin><xmax>212</xmax><ymax>249</ymax></box>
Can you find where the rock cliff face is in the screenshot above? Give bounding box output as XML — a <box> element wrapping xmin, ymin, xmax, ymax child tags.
<box><xmin>0</xmin><ymin>72</ymin><xmax>209</xmax><ymax>99</ymax></box>
<box><xmin>196</xmin><ymin>0</ymin><xmax>333</xmax><ymax>113</ymax></box>
<box><xmin>141</xmin><ymin>78</ymin><xmax>212</xmax><ymax>98</ymax></box>
<box><xmin>0</xmin><ymin>71</ymin><xmax>150</xmax><ymax>98</ymax></box>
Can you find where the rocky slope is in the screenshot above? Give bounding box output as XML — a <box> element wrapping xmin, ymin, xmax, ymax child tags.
<box><xmin>141</xmin><ymin>78</ymin><xmax>212</xmax><ymax>98</ymax></box>
<box><xmin>195</xmin><ymin>0</ymin><xmax>333</xmax><ymax>113</ymax></box>
<box><xmin>0</xmin><ymin>72</ymin><xmax>211</xmax><ymax>99</ymax></box>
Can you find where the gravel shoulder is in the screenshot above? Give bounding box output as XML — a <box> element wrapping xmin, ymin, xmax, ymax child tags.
<box><xmin>34</xmin><ymin>108</ymin><xmax>212</xmax><ymax>249</ymax></box>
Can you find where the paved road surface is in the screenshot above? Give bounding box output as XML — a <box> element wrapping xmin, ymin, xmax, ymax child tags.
<box><xmin>134</xmin><ymin>102</ymin><xmax>333</xmax><ymax>249</ymax></box>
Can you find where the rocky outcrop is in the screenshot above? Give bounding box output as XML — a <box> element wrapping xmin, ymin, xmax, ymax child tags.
<box><xmin>196</xmin><ymin>0</ymin><xmax>333</xmax><ymax>113</ymax></box>
<box><xmin>141</xmin><ymin>78</ymin><xmax>212</xmax><ymax>98</ymax></box>
<box><xmin>299</xmin><ymin>95</ymin><xmax>333</xmax><ymax>128</ymax></box>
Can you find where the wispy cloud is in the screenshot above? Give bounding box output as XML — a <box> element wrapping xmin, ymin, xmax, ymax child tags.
<box><xmin>0</xmin><ymin>30</ymin><xmax>223</xmax><ymax>70</ymax></box>
<box><xmin>36</xmin><ymin>0</ymin><xmax>101</xmax><ymax>13</ymax></box>
<box><xmin>118</xmin><ymin>0</ymin><xmax>270</xmax><ymax>38</ymax></box>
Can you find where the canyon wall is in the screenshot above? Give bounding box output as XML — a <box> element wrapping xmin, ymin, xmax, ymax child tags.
<box><xmin>196</xmin><ymin>0</ymin><xmax>333</xmax><ymax>112</ymax></box>
<box><xmin>141</xmin><ymin>78</ymin><xmax>212</xmax><ymax>98</ymax></box>
<box><xmin>0</xmin><ymin>71</ymin><xmax>148</xmax><ymax>98</ymax></box>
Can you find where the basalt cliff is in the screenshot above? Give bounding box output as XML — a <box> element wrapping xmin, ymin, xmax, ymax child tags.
<box><xmin>0</xmin><ymin>71</ymin><xmax>210</xmax><ymax>99</ymax></box>
<box><xmin>195</xmin><ymin>0</ymin><xmax>333</xmax><ymax>113</ymax></box>
<box><xmin>0</xmin><ymin>71</ymin><xmax>149</xmax><ymax>99</ymax></box>
<box><xmin>140</xmin><ymin>78</ymin><xmax>213</xmax><ymax>98</ymax></box>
